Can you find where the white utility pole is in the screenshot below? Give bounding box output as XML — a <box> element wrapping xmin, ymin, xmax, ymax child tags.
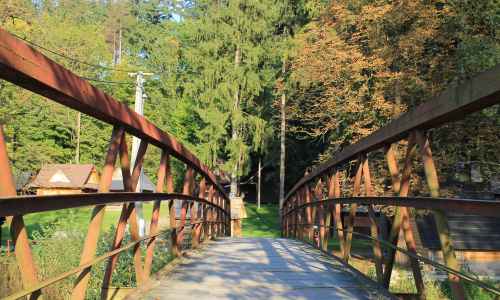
<box><xmin>129</xmin><ymin>71</ymin><xmax>153</xmax><ymax>237</ymax></box>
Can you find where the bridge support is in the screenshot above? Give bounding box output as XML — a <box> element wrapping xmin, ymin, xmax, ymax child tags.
<box><xmin>72</xmin><ymin>126</ymin><xmax>124</xmax><ymax>300</ymax></box>
<box><xmin>382</xmin><ymin>136</ymin><xmax>425</xmax><ymax>299</ymax></box>
<box><xmin>416</xmin><ymin>131</ymin><xmax>465</xmax><ymax>300</ymax></box>
<box><xmin>0</xmin><ymin>126</ymin><xmax>41</xmax><ymax>300</ymax></box>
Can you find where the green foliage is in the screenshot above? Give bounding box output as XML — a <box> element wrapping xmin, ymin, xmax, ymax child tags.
<box><xmin>285</xmin><ymin>0</ymin><xmax>500</xmax><ymax>188</ymax></box>
<box><xmin>242</xmin><ymin>203</ymin><xmax>280</xmax><ymax>238</ymax></box>
<box><xmin>170</xmin><ymin>0</ymin><xmax>309</xmax><ymax>185</ymax></box>
<box><xmin>1</xmin><ymin>206</ymin><xmax>172</xmax><ymax>299</ymax></box>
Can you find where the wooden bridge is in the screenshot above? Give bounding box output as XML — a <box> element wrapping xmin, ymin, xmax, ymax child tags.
<box><xmin>0</xmin><ymin>28</ymin><xmax>500</xmax><ymax>300</ymax></box>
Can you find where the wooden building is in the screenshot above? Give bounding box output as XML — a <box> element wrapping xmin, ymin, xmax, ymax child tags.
<box><xmin>28</xmin><ymin>164</ymin><xmax>99</xmax><ymax>195</ymax></box>
<box><xmin>109</xmin><ymin>167</ymin><xmax>155</xmax><ymax>192</ymax></box>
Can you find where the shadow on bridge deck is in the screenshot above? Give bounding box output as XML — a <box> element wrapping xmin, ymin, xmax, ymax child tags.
<box><xmin>131</xmin><ymin>238</ymin><xmax>394</xmax><ymax>300</ymax></box>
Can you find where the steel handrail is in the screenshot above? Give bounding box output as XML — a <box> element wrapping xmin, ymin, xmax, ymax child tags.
<box><xmin>0</xmin><ymin>28</ymin><xmax>228</xmax><ymax>201</ymax></box>
<box><xmin>284</xmin><ymin>65</ymin><xmax>500</xmax><ymax>205</ymax></box>
<box><xmin>0</xmin><ymin>193</ymin><xmax>230</xmax><ymax>217</ymax></box>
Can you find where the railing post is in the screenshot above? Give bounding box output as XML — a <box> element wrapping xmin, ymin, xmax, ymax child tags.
<box><xmin>416</xmin><ymin>131</ymin><xmax>465</xmax><ymax>300</ymax></box>
<box><xmin>190</xmin><ymin>178</ymin><xmax>202</xmax><ymax>248</ymax></box>
<box><xmin>305</xmin><ymin>184</ymin><xmax>313</xmax><ymax>242</ymax></box>
<box><xmin>177</xmin><ymin>167</ymin><xmax>193</xmax><ymax>253</ymax></box>
<box><xmin>195</xmin><ymin>178</ymin><xmax>206</xmax><ymax>246</ymax></box>
<box><xmin>344</xmin><ymin>159</ymin><xmax>362</xmax><ymax>262</ymax></box>
<box><xmin>332</xmin><ymin>171</ymin><xmax>345</xmax><ymax>257</ymax></box>
<box><xmin>382</xmin><ymin>144</ymin><xmax>404</xmax><ymax>288</ymax></box>
<box><xmin>301</xmin><ymin>188</ymin><xmax>306</xmax><ymax>241</ymax></box>
<box><xmin>143</xmin><ymin>150</ymin><xmax>169</xmax><ymax>278</ymax></box>
<box><xmin>217</xmin><ymin>194</ymin><xmax>222</xmax><ymax>237</ymax></box>
<box><xmin>0</xmin><ymin>126</ymin><xmax>41</xmax><ymax>300</ymax></box>
<box><xmin>72</xmin><ymin>126</ymin><xmax>123</xmax><ymax>300</ymax></box>
<box><xmin>207</xmin><ymin>186</ymin><xmax>214</xmax><ymax>240</ymax></box>
<box><xmin>127</xmin><ymin>140</ymin><xmax>148</xmax><ymax>286</ymax></box>
<box><xmin>293</xmin><ymin>195</ymin><xmax>298</xmax><ymax>239</ymax></box>
<box><xmin>382</xmin><ymin>134</ymin><xmax>425</xmax><ymax>299</ymax></box>
<box><xmin>297</xmin><ymin>189</ymin><xmax>303</xmax><ymax>240</ymax></box>
<box><xmin>361</xmin><ymin>157</ymin><xmax>383</xmax><ymax>284</ymax></box>
<box><xmin>101</xmin><ymin>133</ymin><xmax>132</xmax><ymax>299</ymax></box>
<box><xmin>315</xmin><ymin>179</ymin><xmax>325</xmax><ymax>249</ymax></box>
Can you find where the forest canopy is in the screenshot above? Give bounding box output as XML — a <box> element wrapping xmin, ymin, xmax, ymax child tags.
<box><xmin>0</xmin><ymin>0</ymin><xmax>498</xmax><ymax>200</ymax></box>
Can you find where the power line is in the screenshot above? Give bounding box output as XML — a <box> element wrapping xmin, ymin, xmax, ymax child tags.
<box><xmin>82</xmin><ymin>77</ymin><xmax>134</xmax><ymax>86</ymax></box>
<box><xmin>10</xmin><ymin>31</ymin><xmax>156</xmax><ymax>74</ymax></box>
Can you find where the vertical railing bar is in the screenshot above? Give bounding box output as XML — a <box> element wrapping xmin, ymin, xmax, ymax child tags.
<box><xmin>382</xmin><ymin>143</ymin><xmax>405</xmax><ymax>287</ymax></box>
<box><xmin>415</xmin><ymin>130</ymin><xmax>465</xmax><ymax>300</ymax></box>
<box><xmin>316</xmin><ymin>179</ymin><xmax>325</xmax><ymax>250</ymax></box>
<box><xmin>127</xmin><ymin>140</ymin><xmax>149</xmax><ymax>286</ymax></box>
<box><xmin>333</xmin><ymin>171</ymin><xmax>345</xmax><ymax>257</ymax></box>
<box><xmin>189</xmin><ymin>174</ymin><xmax>198</xmax><ymax>248</ymax></box>
<box><xmin>305</xmin><ymin>183</ymin><xmax>313</xmax><ymax>242</ymax></box>
<box><xmin>0</xmin><ymin>126</ymin><xmax>41</xmax><ymax>300</ymax></box>
<box><xmin>101</xmin><ymin>133</ymin><xmax>135</xmax><ymax>299</ymax></box>
<box><xmin>143</xmin><ymin>150</ymin><xmax>169</xmax><ymax>279</ymax></box>
<box><xmin>344</xmin><ymin>158</ymin><xmax>363</xmax><ymax>262</ymax></box>
<box><xmin>193</xmin><ymin>178</ymin><xmax>206</xmax><ymax>247</ymax></box>
<box><xmin>362</xmin><ymin>157</ymin><xmax>384</xmax><ymax>284</ymax></box>
<box><xmin>382</xmin><ymin>132</ymin><xmax>425</xmax><ymax>298</ymax></box>
<box><xmin>177</xmin><ymin>167</ymin><xmax>193</xmax><ymax>253</ymax></box>
<box><xmin>72</xmin><ymin>126</ymin><xmax>124</xmax><ymax>300</ymax></box>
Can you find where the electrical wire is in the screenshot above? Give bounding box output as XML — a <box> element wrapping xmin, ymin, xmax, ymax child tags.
<box><xmin>81</xmin><ymin>77</ymin><xmax>134</xmax><ymax>86</ymax></box>
<box><xmin>9</xmin><ymin>31</ymin><xmax>156</xmax><ymax>74</ymax></box>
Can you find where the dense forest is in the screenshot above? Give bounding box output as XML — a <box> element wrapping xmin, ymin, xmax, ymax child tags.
<box><xmin>0</xmin><ymin>0</ymin><xmax>499</xmax><ymax>201</ymax></box>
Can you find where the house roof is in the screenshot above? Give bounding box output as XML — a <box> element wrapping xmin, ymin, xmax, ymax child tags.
<box><xmin>15</xmin><ymin>171</ymin><xmax>34</xmax><ymax>191</ymax></box>
<box><xmin>110</xmin><ymin>168</ymin><xmax>155</xmax><ymax>192</ymax></box>
<box><xmin>29</xmin><ymin>164</ymin><xmax>97</xmax><ymax>190</ymax></box>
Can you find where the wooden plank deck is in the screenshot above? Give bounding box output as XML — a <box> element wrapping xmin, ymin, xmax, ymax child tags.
<box><xmin>135</xmin><ymin>238</ymin><xmax>394</xmax><ymax>300</ymax></box>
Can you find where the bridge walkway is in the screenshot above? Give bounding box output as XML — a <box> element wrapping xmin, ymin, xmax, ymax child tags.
<box><xmin>135</xmin><ymin>238</ymin><xmax>395</xmax><ymax>300</ymax></box>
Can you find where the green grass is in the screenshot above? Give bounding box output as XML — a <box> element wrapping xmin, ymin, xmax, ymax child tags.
<box><xmin>241</xmin><ymin>203</ymin><xmax>280</xmax><ymax>238</ymax></box>
<box><xmin>0</xmin><ymin>202</ymin><xmax>169</xmax><ymax>244</ymax></box>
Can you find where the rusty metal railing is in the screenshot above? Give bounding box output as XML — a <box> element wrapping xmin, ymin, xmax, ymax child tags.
<box><xmin>281</xmin><ymin>65</ymin><xmax>500</xmax><ymax>300</ymax></box>
<box><xmin>0</xmin><ymin>28</ymin><xmax>231</xmax><ymax>300</ymax></box>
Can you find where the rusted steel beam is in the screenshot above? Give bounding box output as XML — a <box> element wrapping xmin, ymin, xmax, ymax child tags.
<box><xmin>193</xmin><ymin>178</ymin><xmax>206</xmax><ymax>248</ymax></box>
<box><xmin>282</xmin><ymin>196</ymin><xmax>500</xmax><ymax>219</ymax></box>
<box><xmin>391</xmin><ymin>133</ymin><xmax>424</xmax><ymax>299</ymax></box>
<box><xmin>189</xmin><ymin>183</ymin><xmax>198</xmax><ymax>247</ymax></box>
<box><xmin>177</xmin><ymin>167</ymin><xmax>193</xmax><ymax>253</ymax></box>
<box><xmin>315</xmin><ymin>179</ymin><xmax>324</xmax><ymax>249</ymax></box>
<box><xmin>207</xmin><ymin>186</ymin><xmax>214</xmax><ymax>240</ymax></box>
<box><xmin>382</xmin><ymin>144</ymin><xmax>404</xmax><ymax>289</ymax></box>
<box><xmin>127</xmin><ymin>140</ymin><xmax>149</xmax><ymax>286</ymax></box>
<box><xmin>380</xmin><ymin>133</ymin><xmax>425</xmax><ymax>300</ymax></box>
<box><xmin>215</xmin><ymin>194</ymin><xmax>221</xmax><ymax>237</ymax></box>
<box><xmin>101</xmin><ymin>134</ymin><xmax>135</xmax><ymax>299</ymax></box>
<box><xmin>284</xmin><ymin>64</ymin><xmax>500</xmax><ymax>204</ymax></box>
<box><xmin>383</xmin><ymin>135</ymin><xmax>419</xmax><ymax>289</ymax></box>
<box><xmin>143</xmin><ymin>150</ymin><xmax>169</xmax><ymax>279</ymax></box>
<box><xmin>72</xmin><ymin>126</ymin><xmax>123</xmax><ymax>300</ymax></box>
<box><xmin>344</xmin><ymin>159</ymin><xmax>363</xmax><ymax>262</ymax></box>
<box><xmin>416</xmin><ymin>131</ymin><xmax>465</xmax><ymax>300</ymax></box>
<box><xmin>102</xmin><ymin>135</ymin><xmax>148</xmax><ymax>295</ymax></box>
<box><xmin>0</xmin><ymin>126</ymin><xmax>41</xmax><ymax>300</ymax></box>
<box><xmin>331</xmin><ymin>171</ymin><xmax>345</xmax><ymax>257</ymax></box>
<box><xmin>0</xmin><ymin>28</ymin><xmax>228</xmax><ymax>202</ymax></box>
<box><xmin>362</xmin><ymin>158</ymin><xmax>383</xmax><ymax>284</ymax></box>
<box><xmin>0</xmin><ymin>193</ymin><xmax>229</xmax><ymax>217</ymax></box>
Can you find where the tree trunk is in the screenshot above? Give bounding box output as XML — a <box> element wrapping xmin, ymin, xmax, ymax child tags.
<box><xmin>230</xmin><ymin>45</ymin><xmax>241</xmax><ymax>199</ymax></box>
<box><xmin>113</xmin><ymin>25</ymin><xmax>122</xmax><ymax>66</ymax></box>
<box><xmin>279</xmin><ymin>59</ymin><xmax>286</xmax><ymax>211</ymax></box>
<box><xmin>257</xmin><ymin>157</ymin><xmax>262</xmax><ymax>209</ymax></box>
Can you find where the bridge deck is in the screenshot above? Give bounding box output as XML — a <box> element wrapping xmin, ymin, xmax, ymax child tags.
<box><xmin>136</xmin><ymin>238</ymin><xmax>394</xmax><ymax>299</ymax></box>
